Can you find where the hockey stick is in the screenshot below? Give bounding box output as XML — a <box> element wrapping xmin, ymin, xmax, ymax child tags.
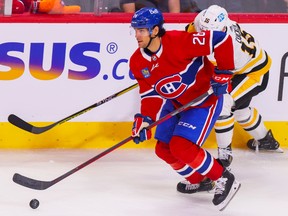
<box><xmin>12</xmin><ymin>88</ymin><xmax>213</xmax><ymax>190</ymax></box>
<box><xmin>8</xmin><ymin>83</ymin><xmax>138</xmax><ymax>134</ymax></box>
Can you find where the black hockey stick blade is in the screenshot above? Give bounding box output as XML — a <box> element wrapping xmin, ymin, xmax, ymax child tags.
<box><xmin>8</xmin><ymin>83</ymin><xmax>138</xmax><ymax>134</ymax></box>
<box><xmin>13</xmin><ymin>173</ymin><xmax>54</xmax><ymax>190</ymax></box>
<box><xmin>8</xmin><ymin>114</ymin><xmax>56</xmax><ymax>134</ymax></box>
<box><xmin>12</xmin><ymin>88</ymin><xmax>213</xmax><ymax>190</ymax></box>
<box><xmin>13</xmin><ymin>136</ymin><xmax>134</xmax><ymax>190</ymax></box>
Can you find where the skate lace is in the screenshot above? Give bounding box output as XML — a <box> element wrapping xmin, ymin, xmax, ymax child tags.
<box><xmin>214</xmin><ymin>177</ymin><xmax>227</xmax><ymax>195</ymax></box>
<box><xmin>181</xmin><ymin>180</ymin><xmax>200</xmax><ymax>190</ymax></box>
<box><xmin>218</xmin><ymin>148</ymin><xmax>232</xmax><ymax>160</ymax></box>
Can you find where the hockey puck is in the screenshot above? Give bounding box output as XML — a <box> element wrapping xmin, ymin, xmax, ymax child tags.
<box><xmin>29</xmin><ymin>199</ymin><xmax>40</xmax><ymax>209</ymax></box>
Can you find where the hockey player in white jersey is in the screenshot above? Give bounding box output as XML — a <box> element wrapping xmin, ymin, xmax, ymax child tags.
<box><xmin>177</xmin><ymin>4</ymin><xmax>283</xmax><ymax>194</ymax></box>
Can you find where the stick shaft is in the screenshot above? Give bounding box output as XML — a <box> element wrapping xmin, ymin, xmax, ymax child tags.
<box><xmin>13</xmin><ymin>88</ymin><xmax>213</xmax><ymax>190</ymax></box>
<box><xmin>8</xmin><ymin>83</ymin><xmax>138</xmax><ymax>134</ymax></box>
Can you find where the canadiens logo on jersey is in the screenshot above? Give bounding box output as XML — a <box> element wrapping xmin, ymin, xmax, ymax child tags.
<box><xmin>141</xmin><ymin>67</ymin><xmax>151</xmax><ymax>78</ymax></box>
<box><xmin>155</xmin><ymin>74</ymin><xmax>188</xmax><ymax>99</ymax></box>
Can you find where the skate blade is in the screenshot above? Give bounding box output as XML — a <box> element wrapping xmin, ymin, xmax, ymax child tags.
<box><xmin>217</xmin><ymin>180</ymin><xmax>241</xmax><ymax>211</ymax></box>
<box><xmin>275</xmin><ymin>147</ymin><xmax>284</xmax><ymax>153</ymax></box>
<box><xmin>253</xmin><ymin>147</ymin><xmax>284</xmax><ymax>153</ymax></box>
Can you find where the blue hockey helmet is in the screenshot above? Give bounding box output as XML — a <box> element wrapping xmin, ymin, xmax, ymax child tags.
<box><xmin>131</xmin><ymin>7</ymin><xmax>164</xmax><ymax>34</ymax></box>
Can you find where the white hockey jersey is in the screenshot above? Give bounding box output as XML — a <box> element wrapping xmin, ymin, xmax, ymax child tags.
<box><xmin>188</xmin><ymin>14</ymin><xmax>272</xmax><ymax>76</ymax></box>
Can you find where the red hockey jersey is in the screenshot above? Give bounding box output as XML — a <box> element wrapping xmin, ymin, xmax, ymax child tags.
<box><xmin>129</xmin><ymin>30</ymin><xmax>234</xmax><ymax>121</ymax></box>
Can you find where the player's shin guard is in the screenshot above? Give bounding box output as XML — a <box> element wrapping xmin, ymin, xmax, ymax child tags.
<box><xmin>169</xmin><ymin>136</ymin><xmax>224</xmax><ymax>181</ymax></box>
<box><xmin>176</xmin><ymin>151</ymin><xmax>225</xmax><ymax>195</ymax></box>
<box><xmin>214</xmin><ymin>114</ymin><xmax>234</xmax><ymax>149</ymax></box>
<box><xmin>234</xmin><ymin>107</ymin><xmax>267</xmax><ymax>140</ymax></box>
<box><xmin>214</xmin><ymin>114</ymin><xmax>234</xmax><ymax>168</ymax></box>
<box><xmin>155</xmin><ymin>141</ymin><xmax>215</xmax><ymax>194</ymax></box>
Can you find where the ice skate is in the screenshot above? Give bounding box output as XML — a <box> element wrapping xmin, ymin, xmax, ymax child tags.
<box><xmin>247</xmin><ymin>129</ymin><xmax>284</xmax><ymax>153</ymax></box>
<box><xmin>177</xmin><ymin>178</ymin><xmax>215</xmax><ymax>194</ymax></box>
<box><xmin>218</xmin><ymin>144</ymin><xmax>233</xmax><ymax>169</ymax></box>
<box><xmin>212</xmin><ymin>169</ymin><xmax>241</xmax><ymax>211</ymax></box>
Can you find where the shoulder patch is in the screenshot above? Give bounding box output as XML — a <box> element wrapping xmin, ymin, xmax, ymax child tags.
<box><xmin>141</xmin><ymin>67</ymin><xmax>151</xmax><ymax>78</ymax></box>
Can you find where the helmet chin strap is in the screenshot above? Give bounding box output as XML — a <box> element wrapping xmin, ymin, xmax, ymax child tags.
<box><xmin>145</xmin><ymin>35</ymin><xmax>157</xmax><ymax>49</ymax></box>
<box><xmin>145</xmin><ymin>26</ymin><xmax>159</xmax><ymax>49</ymax></box>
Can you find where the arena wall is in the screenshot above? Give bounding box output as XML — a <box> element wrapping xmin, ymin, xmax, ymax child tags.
<box><xmin>0</xmin><ymin>13</ymin><xmax>287</xmax><ymax>149</ymax></box>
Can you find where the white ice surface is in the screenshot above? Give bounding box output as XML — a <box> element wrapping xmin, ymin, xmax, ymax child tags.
<box><xmin>0</xmin><ymin>148</ymin><xmax>287</xmax><ymax>216</ymax></box>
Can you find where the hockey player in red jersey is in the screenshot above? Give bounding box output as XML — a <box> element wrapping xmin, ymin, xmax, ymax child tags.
<box><xmin>129</xmin><ymin>7</ymin><xmax>240</xmax><ymax>211</ymax></box>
